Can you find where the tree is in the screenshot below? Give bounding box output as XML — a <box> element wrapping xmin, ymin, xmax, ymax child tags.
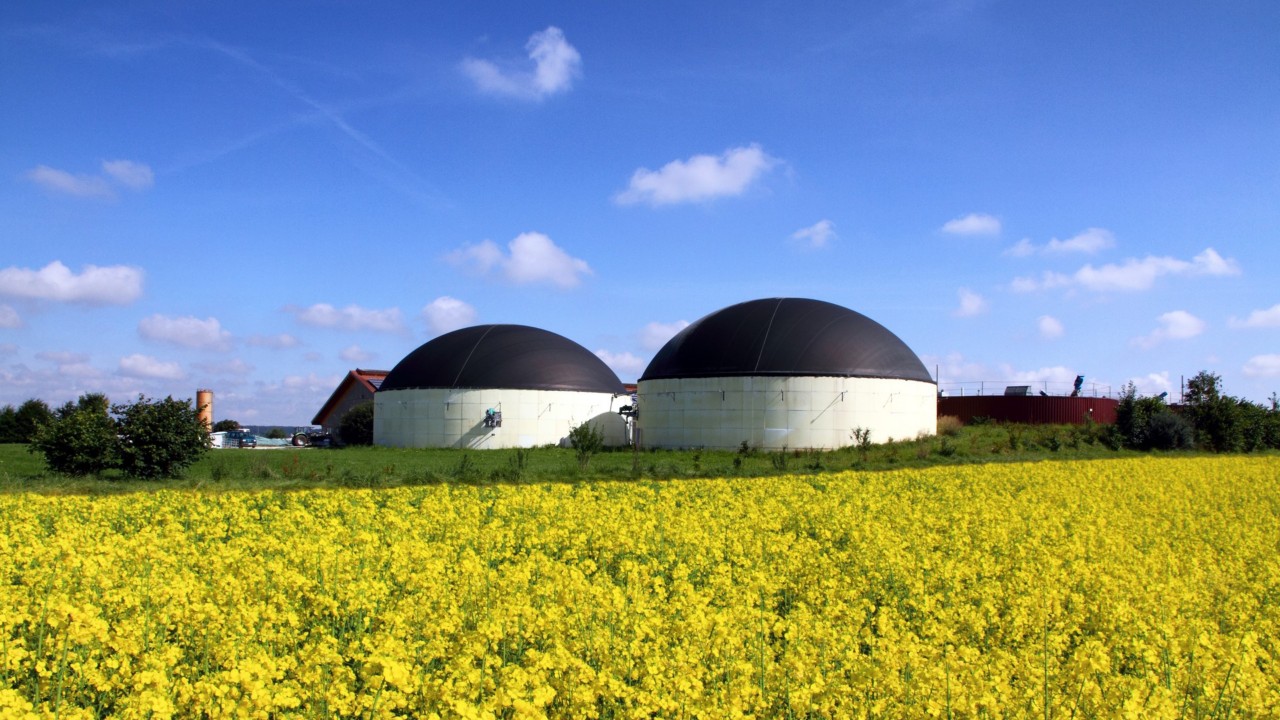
<box><xmin>212</xmin><ymin>419</ymin><xmax>241</xmax><ymax>433</ymax></box>
<box><xmin>29</xmin><ymin>395</ymin><xmax>117</xmax><ymax>476</ymax></box>
<box><xmin>12</xmin><ymin>399</ymin><xmax>54</xmax><ymax>443</ymax></box>
<box><xmin>56</xmin><ymin>393</ymin><xmax>110</xmax><ymax>419</ymax></box>
<box><xmin>0</xmin><ymin>405</ymin><xmax>17</xmax><ymax>443</ymax></box>
<box><xmin>113</xmin><ymin>395</ymin><xmax>210</xmax><ymax>479</ymax></box>
<box><xmin>1114</xmin><ymin>383</ymin><xmax>1191</xmax><ymax>451</ymax></box>
<box><xmin>266</xmin><ymin>427</ymin><xmax>288</xmax><ymax>440</ymax></box>
<box><xmin>338</xmin><ymin>401</ymin><xmax>374</xmax><ymax>446</ymax></box>
<box><xmin>1182</xmin><ymin>371</ymin><xmax>1241</xmax><ymax>452</ymax></box>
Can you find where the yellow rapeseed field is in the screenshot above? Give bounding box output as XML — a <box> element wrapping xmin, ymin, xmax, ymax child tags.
<box><xmin>1</xmin><ymin>456</ymin><xmax>1277</xmax><ymax>718</ymax></box>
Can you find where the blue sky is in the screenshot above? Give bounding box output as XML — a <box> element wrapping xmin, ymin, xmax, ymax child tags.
<box><xmin>2</xmin><ymin>1</ymin><xmax>1277</xmax><ymax>425</ymax></box>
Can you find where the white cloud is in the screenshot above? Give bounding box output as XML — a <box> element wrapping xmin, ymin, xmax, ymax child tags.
<box><xmin>246</xmin><ymin>333</ymin><xmax>301</xmax><ymax>349</ymax></box>
<box><xmin>25</xmin><ymin>160</ymin><xmax>154</xmax><ymax>198</ymax></box>
<box><xmin>927</xmin><ymin>353</ymin><xmax>1088</xmax><ymax>394</ymax></box>
<box><xmin>0</xmin><ymin>304</ymin><xmax>21</xmax><ymax>328</ymax></box>
<box><xmin>24</xmin><ymin>165</ymin><xmax>113</xmax><ymax>198</ymax></box>
<box><xmin>138</xmin><ymin>314</ymin><xmax>233</xmax><ymax>351</ymax></box>
<box><xmin>422</xmin><ymin>296</ymin><xmax>477</xmax><ymax>335</ymax></box>
<box><xmin>339</xmin><ymin>344</ymin><xmax>376</xmax><ymax>363</ymax></box>
<box><xmin>1004</xmin><ymin>238</ymin><xmax>1036</xmax><ymax>258</ymax></box>
<box><xmin>791</xmin><ymin>219</ymin><xmax>836</xmax><ymax>249</ymax></box>
<box><xmin>1243</xmin><ymin>354</ymin><xmax>1280</xmax><ymax>378</ymax></box>
<box><xmin>1131</xmin><ymin>310</ymin><xmax>1206</xmax><ymax>349</ymax></box>
<box><xmin>953</xmin><ymin>287</ymin><xmax>988</xmax><ymax>317</ymax></box>
<box><xmin>1006</xmin><ymin>365</ymin><xmax>1080</xmax><ymax>386</ymax></box>
<box><xmin>118</xmin><ymin>353</ymin><xmax>185</xmax><ymax>380</ymax></box>
<box><xmin>1006</xmin><ymin>228</ymin><xmax>1115</xmax><ymax>256</ymax></box>
<box><xmin>1012</xmin><ymin>248</ymin><xmax>1240</xmax><ymax>293</ymax></box>
<box><xmin>285</xmin><ymin>303</ymin><xmax>404</xmax><ymax>333</ymax></box>
<box><xmin>595</xmin><ymin>349</ymin><xmax>648</xmax><ymax>379</ymax></box>
<box><xmin>1230</xmin><ymin>303</ymin><xmax>1280</xmax><ymax>329</ymax></box>
<box><xmin>461</xmin><ymin>26</ymin><xmax>581</xmax><ymax>100</ymax></box>
<box><xmin>1191</xmin><ymin>248</ymin><xmax>1239</xmax><ymax>276</ymax></box>
<box><xmin>101</xmin><ymin>159</ymin><xmax>154</xmax><ymax>189</ymax></box>
<box><xmin>1045</xmin><ymin>227</ymin><xmax>1115</xmax><ymax>254</ymax></box>
<box><xmin>941</xmin><ymin>213</ymin><xmax>1001</xmax><ymax>236</ymax></box>
<box><xmin>1128</xmin><ymin>371</ymin><xmax>1174</xmax><ymax>397</ymax></box>
<box><xmin>0</xmin><ymin>261</ymin><xmax>144</xmax><ymax>305</ymax></box>
<box><xmin>614</xmin><ymin>144</ymin><xmax>778</xmax><ymax>206</ymax></box>
<box><xmin>448</xmin><ymin>232</ymin><xmax>592</xmax><ymax>289</ymax></box>
<box><xmin>1037</xmin><ymin>315</ymin><xmax>1064</xmax><ymax>340</ymax></box>
<box><xmin>640</xmin><ymin>320</ymin><xmax>690</xmax><ymax>351</ymax></box>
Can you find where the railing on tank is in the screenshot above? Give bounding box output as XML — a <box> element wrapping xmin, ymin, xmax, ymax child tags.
<box><xmin>936</xmin><ymin>380</ymin><xmax>1115</xmax><ymax>398</ymax></box>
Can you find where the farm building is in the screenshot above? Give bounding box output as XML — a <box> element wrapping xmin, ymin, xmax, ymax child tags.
<box><xmin>374</xmin><ymin>324</ymin><xmax>629</xmax><ymax>449</ymax></box>
<box><xmin>312</xmin><ymin>369</ymin><xmax>388</xmax><ymax>435</ymax></box>
<box><xmin>637</xmin><ymin>297</ymin><xmax>936</xmax><ymax>450</ymax></box>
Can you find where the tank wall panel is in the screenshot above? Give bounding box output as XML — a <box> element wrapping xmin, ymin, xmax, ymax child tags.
<box><xmin>637</xmin><ymin>376</ymin><xmax>937</xmax><ymax>450</ymax></box>
<box><xmin>375</xmin><ymin>388</ymin><xmax>626</xmax><ymax>449</ymax></box>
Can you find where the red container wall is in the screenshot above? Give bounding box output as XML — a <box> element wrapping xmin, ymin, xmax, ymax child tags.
<box><xmin>937</xmin><ymin>396</ymin><xmax>1117</xmax><ymax>425</ymax></box>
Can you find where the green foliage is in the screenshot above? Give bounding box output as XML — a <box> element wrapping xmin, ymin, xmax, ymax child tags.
<box><xmin>11</xmin><ymin>399</ymin><xmax>54</xmax><ymax>443</ymax></box>
<box><xmin>568</xmin><ymin>419</ymin><xmax>605</xmax><ymax>470</ymax></box>
<box><xmin>1146</xmin><ymin>411</ymin><xmax>1195</xmax><ymax>451</ymax></box>
<box><xmin>28</xmin><ymin>397</ymin><xmax>117</xmax><ymax>476</ymax></box>
<box><xmin>265</xmin><ymin>427</ymin><xmax>289</xmax><ymax>440</ymax></box>
<box><xmin>851</xmin><ymin>427</ymin><xmax>872</xmax><ymax>461</ymax></box>
<box><xmin>1114</xmin><ymin>382</ymin><xmax>1189</xmax><ymax>451</ymax></box>
<box><xmin>113</xmin><ymin>395</ymin><xmax>210</xmax><ymax>480</ymax></box>
<box><xmin>338</xmin><ymin>401</ymin><xmax>375</xmax><ymax>446</ymax></box>
<box><xmin>55</xmin><ymin>393</ymin><xmax>109</xmax><ymax>419</ymax></box>
<box><xmin>212</xmin><ymin>419</ymin><xmax>241</xmax><ymax>433</ymax></box>
<box><xmin>1180</xmin><ymin>370</ymin><xmax>1280</xmax><ymax>453</ymax></box>
<box><xmin>0</xmin><ymin>405</ymin><xmax>17</xmax><ymax>444</ymax></box>
<box><xmin>1183</xmin><ymin>371</ymin><xmax>1239</xmax><ymax>452</ymax></box>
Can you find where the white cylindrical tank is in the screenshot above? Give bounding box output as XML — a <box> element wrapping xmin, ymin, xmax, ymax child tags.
<box><xmin>374</xmin><ymin>324</ymin><xmax>628</xmax><ymax>449</ymax></box>
<box><xmin>637</xmin><ymin>298</ymin><xmax>937</xmax><ymax>450</ymax></box>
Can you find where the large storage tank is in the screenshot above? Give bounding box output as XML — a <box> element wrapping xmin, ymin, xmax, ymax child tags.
<box><xmin>637</xmin><ymin>298</ymin><xmax>936</xmax><ymax>449</ymax></box>
<box><xmin>374</xmin><ymin>324</ymin><xmax>628</xmax><ymax>449</ymax></box>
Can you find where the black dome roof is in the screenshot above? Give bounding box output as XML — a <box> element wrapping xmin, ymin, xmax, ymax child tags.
<box><xmin>639</xmin><ymin>298</ymin><xmax>933</xmax><ymax>383</ymax></box>
<box><xmin>381</xmin><ymin>324</ymin><xmax>625</xmax><ymax>394</ymax></box>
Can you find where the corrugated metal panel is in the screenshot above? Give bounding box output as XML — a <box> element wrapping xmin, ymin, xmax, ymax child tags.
<box><xmin>937</xmin><ymin>396</ymin><xmax>1118</xmax><ymax>425</ymax></box>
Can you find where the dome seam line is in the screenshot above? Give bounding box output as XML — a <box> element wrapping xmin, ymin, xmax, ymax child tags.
<box><xmin>451</xmin><ymin>324</ymin><xmax>497</xmax><ymax>389</ymax></box>
<box><xmin>752</xmin><ymin>298</ymin><xmax>784</xmax><ymax>373</ymax></box>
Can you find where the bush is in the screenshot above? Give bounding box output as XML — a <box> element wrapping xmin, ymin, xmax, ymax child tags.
<box><xmin>114</xmin><ymin>395</ymin><xmax>210</xmax><ymax>480</ymax></box>
<box><xmin>339</xmin><ymin>401</ymin><xmax>375</xmax><ymax>446</ymax></box>
<box><xmin>936</xmin><ymin>415</ymin><xmax>963</xmax><ymax>437</ymax></box>
<box><xmin>30</xmin><ymin>393</ymin><xmax>209</xmax><ymax>479</ymax></box>
<box><xmin>212</xmin><ymin>419</ymin><xmax>241</xmax><ymax>433</ymax></box>
<box><xmin>1146</xmin><ymin>412</ymin><xmax>1194</xmax><ymax>451</ymax></box>
<box><xmin>568</xmin><ymin>420</ymin><xmax>604</xmax><ymax>470</ymax></box>
<box><xmin>29</xmin><ymin>399</ymin><xmax>117</xmax><ymax>476</ymax></box>
<box><xmin>1114</xmin><ymin>382</ymin><xmax>1173</xmax><ymax>450</ymax></box>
